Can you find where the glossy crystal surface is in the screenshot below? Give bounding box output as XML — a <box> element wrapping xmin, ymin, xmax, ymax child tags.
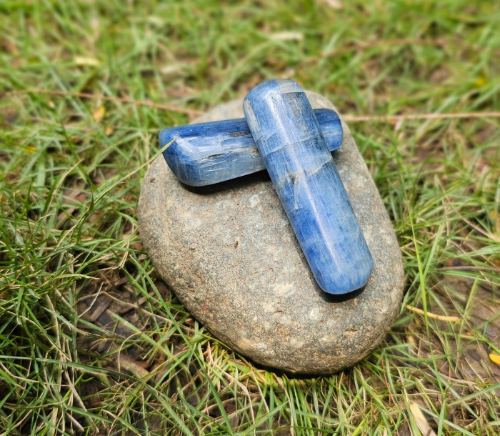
<box><xmin>243</xmin><ymin>79</ymin><xmax>373</xmax><ymax>294</ymax></box>
<box><xmin>160</xmin><ymin>108</ymin><xmax>342</xmax><ymax>186</ymax></box>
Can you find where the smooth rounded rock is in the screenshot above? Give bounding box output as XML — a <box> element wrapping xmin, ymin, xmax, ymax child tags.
<box><xmin>138</xmin><ymin>91</ymin><xmax>404</xmax><ymax>374</ymax></box>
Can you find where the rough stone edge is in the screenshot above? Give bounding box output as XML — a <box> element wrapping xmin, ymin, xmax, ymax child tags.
<box><xmin>138</xmin><ymin>92</ymin><xmax>404</xmax><ymax>374</ymax></box>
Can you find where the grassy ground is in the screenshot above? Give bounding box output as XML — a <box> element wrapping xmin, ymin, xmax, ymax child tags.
<box><xmin>1</xmin><ymin>0</ymin><xmax>500</xmax><ymax>434</ymax></box>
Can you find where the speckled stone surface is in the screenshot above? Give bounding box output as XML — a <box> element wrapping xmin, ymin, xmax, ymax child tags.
<box><xmin>138</xmin><ymin>91</ymin><xmax>404</xmax><ymax>374</ymax></box>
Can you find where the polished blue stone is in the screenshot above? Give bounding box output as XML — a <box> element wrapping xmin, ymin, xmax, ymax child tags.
<box><xmin>160</xmin><ymin>108</ymin><xmax>342</xmax><ymax>186</ymax></box>
<box><xmin>243</xmin><ymin>79</ymin><xmax>373</xmax><ymax>294</ymax></box>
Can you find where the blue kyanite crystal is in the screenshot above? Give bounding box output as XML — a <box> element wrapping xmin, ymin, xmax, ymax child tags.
<box><xmin>243</xmin><ymin>79</ymin><xmax>373</xmax><ymax>294</ymax></box>
<box><xmin>160</xmin><ymin>108</ymin><xmax>342</xmax><ymax>186</ymax></box>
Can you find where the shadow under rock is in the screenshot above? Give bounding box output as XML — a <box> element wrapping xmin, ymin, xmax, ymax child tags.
<box><xmin>318</xmin><ymin>284</ymin><xmax>366</xmax><ymax>303</ymax></box>
<box><xmin>179</xmin><ymin>169</ymin><xmax>272</xmax><ymax>195</ymax></box>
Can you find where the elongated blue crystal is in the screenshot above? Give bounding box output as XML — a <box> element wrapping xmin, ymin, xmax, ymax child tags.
<box><xmin>243</xmin><ymin>79</ymin><xmax>373</xmax><ymax>294</ymax></box>
<box><xmin>160</xmin><ymin>108</ymin><xmax>342</xmax><ymax>186</ymax></box>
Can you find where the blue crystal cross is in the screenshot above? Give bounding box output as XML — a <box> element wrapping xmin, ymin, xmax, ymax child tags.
<box><xmin>159</xmin><ymin>79</ymin><xmax>373</xmax><ymax>294</ymax></box>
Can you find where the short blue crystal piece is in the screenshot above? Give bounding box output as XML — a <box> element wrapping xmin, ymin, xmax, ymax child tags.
<box><xmin>160</xmin><ymin>108</ymin><xmax>342</xmax><ymax>186</ymax></box>
<box><xmin>243</xmin><ymin>79</ymin><xmax>373</xmax><ymax>294</ymax></box>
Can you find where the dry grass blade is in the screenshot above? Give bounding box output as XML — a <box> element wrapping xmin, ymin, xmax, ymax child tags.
<box><xmin>92</xmin><ymin>105</ymin><xmax>106</xmax><ymax>122</ymax></box>
<box><xmin>409</xmin><ymin>402</ymin><xmax>437</xmax><ymax>436</ymax></box>
<box><xmin>343</xmin><ymin>112</ymin><xmax>500</xmax><ymax>122</ymax></box>
<box><xmin>6</xmin><ymin>89</ymin><xmax>204</xmax><ymax>116</ymax></box>
<box><xmin>8</xmin><ymin>90</ymin><xmax>500</xmax><ymax>124</ymax></box>
<box><xmin>304</xmin><ymin>37</ymin><xmax>500</xmax><ymax>63</ymax></box>
<box><xmin>405</xmin><ymin>305</ymin><xmax>461</xmax><ymax>322</ymax></box>
<box><xmin>116</xmin><ymin>354</ymin><xmax>150</xmax><ymax>379</ymax></box>
<box><xmin>490</xmin><ymin>354</ymin><xmax>500</xmax><ymax>366</ymax></box>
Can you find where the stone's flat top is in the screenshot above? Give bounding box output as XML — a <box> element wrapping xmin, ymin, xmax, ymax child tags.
<box><xmin>139</xmin><ymin>91</ymin><xmax>404</xmax><ymax>374</ymax></box>
<box><xmin>243</xmin><ymin>79</ymin><xmax>373</xmax><ymax>294</ymax></box>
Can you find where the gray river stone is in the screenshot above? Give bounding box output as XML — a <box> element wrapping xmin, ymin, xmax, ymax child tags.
<box><xmin>138</xmin><ymin>91</ymin><xmax>404</xmax><ymax>374</ymax></box>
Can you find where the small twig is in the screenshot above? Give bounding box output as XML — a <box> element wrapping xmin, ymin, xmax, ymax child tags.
<box><xmin>79</xmin><ymin>290</ymin><xmax>155</xmax><ymax>314</ymax></box>
<box><xmin>405</xmin><ymin>304</ymin><xmax>460</xmax><ymax>322</ymax></box>
<box><xmin>438</xmin><ymin>266</ymin><xmax>500</xmax><ymax>272</ymax></box>
<box><xmin>8</xmin><ymin>88</ymin><xmax>500</xmax><ymax>124</ymax></box>
<box><xmin>8</xmin><ymin>88</ymin><xmax>500</xmax><ymax>123</ymax></box>
<box><xmin>342</xmin><ymin>112</ymin><xmax>500</xmax><ymax>122</ymax></box>
<box><xmin>304</xmin><ymin>37</ymin><xmax>500</xmax><ymax>64</ymax></box>
<box><xmin>305</xmin><ymin>38</ymin><xmax>449</xmax><ymax>63</ymax></box>
<box><xmin>116</xmin><ymin>353</ymin><xmax>150</xmax><ymax>378</ymax></box>
<box><xmin>6</xmin><ymin>89</ymin><xmax>204</xmax><ymax>116</ymax></box>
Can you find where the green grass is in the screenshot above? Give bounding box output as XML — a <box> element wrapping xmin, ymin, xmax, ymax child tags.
<box><xmin>1</xmin><ymin>0</ymin><xmax>500</xmax><ymax>434</ymax></box>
